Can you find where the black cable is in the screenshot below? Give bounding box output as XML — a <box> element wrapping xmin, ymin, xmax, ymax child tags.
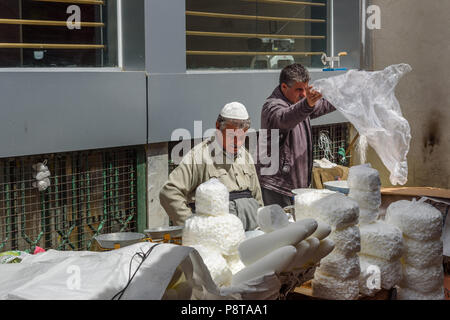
<box><xmin>111</xmin><ymin>243</ymin><xmax>162</xmax><ymax>300</ymax></box>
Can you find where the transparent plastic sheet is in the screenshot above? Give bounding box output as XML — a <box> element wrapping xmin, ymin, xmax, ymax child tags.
<box><xmin>313</xmin><ymin>64</ymin><xmax>412</xmax><ymax>185</ymax></box>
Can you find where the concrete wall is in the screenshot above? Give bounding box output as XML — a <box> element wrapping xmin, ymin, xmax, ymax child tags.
<box><xmin>361</xmin><ymin>0</ymin><xmax>450</xmax><ymax>189</ymax></box>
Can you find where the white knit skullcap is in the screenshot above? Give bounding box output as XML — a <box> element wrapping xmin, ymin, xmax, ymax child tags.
<box><xmin>220</xmin><ymin>102</ymin><xmax>249</xmax><ymax>120</ymax></box>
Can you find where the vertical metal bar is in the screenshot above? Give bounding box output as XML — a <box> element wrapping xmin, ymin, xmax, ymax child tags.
<box><xmin>129</xmin><ymin>150</ymin><xmax>135</xmax><ymax>230</ymax></box>
<box><xmin>20</xmin><ymin>159</ymin><xmax>29</xmax><ymax>251</ymax></box>
<box><xmin>100</xmin><ymin>151</ymin><xmax>108</xmax><ymax>233</ymax></box>
<box><xmin>72</xmin><ymin>154</ymin><xmax>78</xmax><ymax>249</ymax></box>
<box><xmin>100</xmin><ymin>3</ymin><xmax>104</xmax><ymax>67</ymax></box>
<box><xmin>114</xmin><ymin>151</ymin><xmax>120</xmax><ymax>227</ymax></box>
<box><xmin>11</xmin><ymin>161</ymin><xmax>18</xmax><ymax>250</ymax></box>
<box><xmin>78</xmin><ymin>154</ymin><xmax>84</xmax><ymax>250</ymax></box>
<box><xmin>136</xmin><ymin>147</ymin><xmax>147</xmax><ymax>233</ymax></box>
<box><xmin>40</xmin><ymin>190</ymin><xmax>46</xmax><ymax>250</ymax></box>
<box><xmin>85</xmin><ymin>154</ymin><xmax>95</xmax><ymax>250</ymax></box>
<box><xmin>61</xmin><ymin>157</ymin><xmax>69</xmax><ymax>250</ymax></box>
<box><xmin>1</xmin><ymin>162</ymin><xmax>11</xmax><ymax>251</ymax></box>
<box><xmin>54</xmin><ymin>157</ymin><xmax>61</xmax><ymax>248</ymax></box>
<box><xmin>19</xmin><ymin>0</ymin><xmax>23</xmax><ymax>66</ymax></box>
<box><xmin>108</xmin><ymin>152</ymin><xmax>114</xmax><ymax>231</ymax></box>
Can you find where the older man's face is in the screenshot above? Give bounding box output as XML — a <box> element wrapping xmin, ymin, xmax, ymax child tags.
<box><xmin>216</xmin><ymin>122</ymin><xmax>248</xmax><ymax>154</ymax></box>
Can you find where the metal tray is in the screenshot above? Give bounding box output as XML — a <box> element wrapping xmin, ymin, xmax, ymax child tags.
<box><xmin>144</xmin><ymin>226</ymin><xmax>184</xmax><ymax>240</ymax></box>
<box><xmin>94</xmin><ymin>232</ymin><xmax>146</xmax><ymax>249</ymax></box>
<box><xmin>323</xmin><ymin>180</ymin><xmax>350</xmax><ymax>195</ymax></box>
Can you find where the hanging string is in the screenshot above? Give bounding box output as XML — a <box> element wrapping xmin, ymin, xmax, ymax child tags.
<box><xmin>318</xmin><ymin>131</ymin><xmax>334</xmax><ymax>161</ymax></box>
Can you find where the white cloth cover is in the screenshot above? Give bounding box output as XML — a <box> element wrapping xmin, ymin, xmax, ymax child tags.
<box><xmin>0</xmin><ymin>243</ymin><xmax>284</xmax><ymax>300</ymax></box>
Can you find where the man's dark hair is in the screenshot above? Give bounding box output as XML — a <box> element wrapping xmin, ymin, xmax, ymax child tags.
<box><xmin>279</xmin><ymin>63</ymin><xmax>311</xmax><ymax>86</ymax></box>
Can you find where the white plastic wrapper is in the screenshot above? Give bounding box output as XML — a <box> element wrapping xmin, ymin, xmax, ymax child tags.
<box><xmin>313</xmin><ymin>64</ymin><xmax>412</xmax><ymax>185</ymax></box>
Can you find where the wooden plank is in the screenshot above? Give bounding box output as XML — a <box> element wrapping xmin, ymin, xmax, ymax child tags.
<box><xmin>186</xmin><ymin>31</ymin><xmax>325</xmax><ymax>39</ymax></box>
<box><xmin>0</xmin><ymin>43</ymin><xmax>105</xmax><ymax>49</ymax></box>
<box><xmin>293</xmin><ymin>280</ymin><xmax>393</xmax><ymax>300</ymax></box>
<box><xmin>381</xmin><ymin>187</ymin><xmax>450</xmax><ymax>200</ymax></box>
<box><xmin>33</xmin><ymin>0</ymin><xmax>104</xmax><ymax>5</ymax></box>
<box><xmin>0</xmin><ymin>18</ymin><xmax>104</xmax><ymax>27</ymax></box>
<box><xmin>186</xmin><ymin>11</ymin><xmax>326</xmax><ymax>23</ymax></box>
<box><xmin>243</xmin><ymin>0</ymin><xmax>326</xmax><ymax>7</ymax></box>
<box><xmin>187</xmin><ymin>50</ymin><xmax>324</xmax><ymax>56</ymax></box>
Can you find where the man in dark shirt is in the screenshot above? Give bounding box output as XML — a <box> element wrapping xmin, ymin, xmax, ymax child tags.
<box><xmin>257</xmin><ymin>63</ymin><xmax>336</xmax><ymax>207</ymax></box>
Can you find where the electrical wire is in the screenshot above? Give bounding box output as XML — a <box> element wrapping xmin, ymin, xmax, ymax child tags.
<box><xmin>111</xmin><ymin>243</ymin><xmax>163</xmax><ymax>300</ymax></box>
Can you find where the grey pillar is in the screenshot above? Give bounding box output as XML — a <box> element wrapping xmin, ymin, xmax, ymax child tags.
<box><xmin>147</xmin><ymin>142</ymin><xmax>170</xmax><ymax>227</ymax></box>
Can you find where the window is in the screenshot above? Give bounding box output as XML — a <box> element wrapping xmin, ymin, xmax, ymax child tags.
<box><xmin>0</xmin><ymin>0</ymin><xmax>117</xmax><ymax>67</ymax></box>
<box><xmin>186</xmin><ymin>0</ymin><xmax>328</xmax><ymax>70</ymax></box>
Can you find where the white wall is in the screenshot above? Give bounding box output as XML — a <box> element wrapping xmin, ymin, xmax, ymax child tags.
<box><xmin>363</xmin><ymin>0</ymin><xmax>450</xmax><ymax>188</ymax></box>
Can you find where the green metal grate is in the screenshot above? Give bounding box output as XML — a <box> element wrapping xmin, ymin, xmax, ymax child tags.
<box><xmin>0</xmin><ymin>146</ymin><xmax>147</xmax><ymax>253</ymax></box>
<box><xmin>312</xmin><ymin>123</ymin><xmax>350</xmax><ymax>165</ymax></box>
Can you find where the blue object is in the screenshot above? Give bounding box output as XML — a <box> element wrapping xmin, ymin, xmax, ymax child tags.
<box><xmin>323</xmin><ymin>68</ymin><xmax>348</xmax><ymax>71</ymax></box>
<box><xmin>323</xmin><ymin>180</ymin><xmax>350</xmax><ymax>195</ymax></box>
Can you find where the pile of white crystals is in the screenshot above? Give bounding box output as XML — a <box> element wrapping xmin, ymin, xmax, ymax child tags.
<box><xmin>348</xmin><ymin>165</ymin><xmax>404</xmax><ymax>296</ymax></box>
<box><xmin>385</xmin><ymin>200</ymin><xmax>445</xmax><ymax>300</ymax></box>
<box><xmin>295</xmin><ymin>190</ymin><xmax>362</xmax><ymax>300</ymax></box>
<box><xmin>182</xmin><ymin>179</ymin><xmax>246</xmax><ymax>287</ymax></box>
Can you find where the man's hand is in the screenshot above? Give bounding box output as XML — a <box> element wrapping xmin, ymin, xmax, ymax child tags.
<box><xmin>305</xmin><ymin>86</ymin><xmax>323</xmax><ymax>108</ymax></box>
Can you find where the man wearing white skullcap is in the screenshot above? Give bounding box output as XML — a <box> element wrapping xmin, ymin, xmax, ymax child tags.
<box><xmin>160</xmin><ymin>102</ymin><xmax>263</xmax><ymax>231</ymax></box>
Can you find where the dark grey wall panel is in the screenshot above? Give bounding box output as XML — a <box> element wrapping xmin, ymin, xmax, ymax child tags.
<box><xmin>144</xmin><ymin>0</ymin><xmax>186</xmax><ymax>74</ymax></box>
<box><xmin>333</xmin><ymin>0</ymin><xmax>361</xmax><ymax>70</ymax></box>
<box><xmin>0</xmin><ymin>71</ymin><xmax>147</xmax><ymax>158</ymax></box>
<box><xmin>148</xmin><ymin>71</ymin><xmax>348</xmax><ymax>143</ymax></box>
<box><xmin>122</xmin><ymin>0</ymin><xmax>146</xmax><ymax>70</ymax></box>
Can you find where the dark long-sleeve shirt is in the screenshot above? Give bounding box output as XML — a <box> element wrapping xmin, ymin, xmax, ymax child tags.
<box><xmin>257</xmin><ymin>86</ymin><xmax>336</xmax><ymax>197</ymax></box>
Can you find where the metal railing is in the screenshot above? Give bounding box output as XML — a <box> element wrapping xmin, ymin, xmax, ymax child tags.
<box><xmin>0</xmin><ymin>146</ymin><xmax>147</xmax><ymax>253</ymax></box>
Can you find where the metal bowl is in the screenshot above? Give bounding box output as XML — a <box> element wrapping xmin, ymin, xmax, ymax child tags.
<box><xmin>94</xmin><ymin>232</ymin><xmax>146</xmax><ymax>249</ymax></box>
<box><xmin>144</xmin><ymin>226</ymin><xmax>184</xmax><ymax>241</ymax></box>
<box><xmin>323</xmin><ymin>180</ymin><xmax>350</xmax><ymax>195</ymax></box>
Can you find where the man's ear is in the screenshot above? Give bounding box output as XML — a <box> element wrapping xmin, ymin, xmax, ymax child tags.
<box><xmin>216</xmin><ymin>121</ymin><xmax>220</xmax><ymax>130</ymax></box>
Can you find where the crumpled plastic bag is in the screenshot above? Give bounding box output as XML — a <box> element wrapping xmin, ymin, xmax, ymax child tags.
<box><xmin>313</xmin><ymin>64</ymin><xmax>412</xmax><ymax>185</ymax></box>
